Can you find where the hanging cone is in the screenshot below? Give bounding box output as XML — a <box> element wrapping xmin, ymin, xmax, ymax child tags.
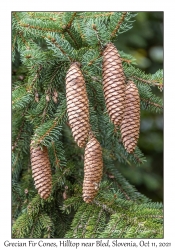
<box><xmin>83</xmin><ymin>136</ymin><xmax>103</xmax><ymax>203</ymax></box>
<box><xmin>102</xmin><ymin>43</ymin><xmax>126</xmax><ymax>126</ymax></box>
<box><xmin>65</xmin><ymin>62</ymin><xmax>90</xmax><ymax>147</ymax></box>
<box><xmin>30</xmin><ymin>143</ymin><xmax>52</xmax><ymax>199</ymax></box>
<box><xmin>121</xmin><ymin>81</ymin><xmax>140</xmax><ymax>153</ymax></box>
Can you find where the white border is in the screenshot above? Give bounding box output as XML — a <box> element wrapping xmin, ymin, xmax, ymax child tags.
<box><xmin>1</xmin><ymin>0</ymin><xmax>175</xmax><ymax>248</ymax></box>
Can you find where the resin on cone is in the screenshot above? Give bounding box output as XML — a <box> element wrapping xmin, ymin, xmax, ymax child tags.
<box><xmin>30</xmin><ymin>143</ymin><xmax>52</xmax><ymax>199</ymax></box>
<box><xmin>102</xmin><ymin>43</ymin><xmax>126</xmax><ymax>126</ymax></box>
<box><xmin>66</xmin><ymin>62</ymin><xmax>90</xmax><ymax>147</ymax></box>
<box><xmin>83</xmin><ymin>136</ymin><xmax>103</xmax><ymax>203</ymax></box>
<box><xmin>121</xmin><ymin>81</ymin><xmax>140</xmax><ymax>153</ymax></box>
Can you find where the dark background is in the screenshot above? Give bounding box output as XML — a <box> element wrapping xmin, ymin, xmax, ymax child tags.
<box><xmin>116</xmin><ymin>12</ymin><xmax>163</xmax><ymax>202</ymax></box>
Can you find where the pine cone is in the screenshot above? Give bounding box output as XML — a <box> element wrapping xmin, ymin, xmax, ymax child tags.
<box><xmin>66</xmin><ymin>62</ymin><xmax>90</xmax><ymax>147</ymax></box>
<box><xmin>30</xmin><ymin>143</ymin><xmax>52</xmax><ymax>199</ymax></box>
<box><xmin>121</xmin><ymin>81</ymin><xmax>140</xmax><ymax>153</ymax></box>
<box><xmin>83</xmin><ymin>137</ymin><xmax>103</xmax><ymax>203</ymax></box>
<box><xmin>102</xmin><ymin>43</ymin><xmax>126</xmax><ymax>126</ymax></box>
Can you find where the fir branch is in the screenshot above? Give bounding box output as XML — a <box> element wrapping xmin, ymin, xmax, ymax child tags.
<box><xmin>12</xmin><ymin>33</ymin><xmax>17</xmax><ymax>52</ymax></box>
<box><xmin>27</xmin><ymin>65</ymin><xmax>43</xmax><ymax>92</ymax></box>
<box><xmin>90</xmin><ymin>208</ymin><xmax>104</xmax><ymax>238</ymax></box>
<box><xmin>86</xmin><ymin>55</ymin><xmax>132</xmax><ymax>69</ymax></box>
<box><xmin>138</xmin><ymin>85</ymin><xmax>163</xmax><ymax>113</ymax></box>
<box><xmin>12</xmin><ymin>104</ymin><xmax>31</xmax><ymax>151</ymax></box>
<box><xmin>113</xmin><ymin>179</ymin><xmax>131</xmax><ymax>201</ymax></box>
<box><xmin>141</xmin><ymin>97</ymin><xmax>163</xmax><ymax>111</ymax></box>
<box><xmin>12</xmin><ymin>151</ymin><xmax>22</xmax><ymax>179</ymax></box>
<box><xmin>87</xmin><ymin>55</ymin><xmax>101</xmax><ymax>66</ymax></box>
<box><xmin>28</xmin><ymin>12</ymin><xmax>63</xmax><ymax>22</ymax></box>
<box><xmin>19</xmin><ymin>18</ymin><xmax>62</xmax><ymax>34</ymax></box>
<box><xmin>52</xmin><ymin>12</ymin><xmax>64</xmax><ymax>16</ymax></box>
<box><xmin>12</xmin><ymin>180</ymin><xmax>24</xmax><ymax>204</ymax></box>
<box><xmin>131</xmin><ymin>75</ymin><xmax>163</xmax><ymax>90</ymax></box>
<box><xmin>61</xmin><ymin>196</ymin><xmax>83</xmax><ymax>214</ymax></box>
<box><xmin>81</xmin><ymin>19</ymin><xmax>110</xmax><ymax>47</ymax></box>
<box><xmin>65</xmin><ymin>29</ymin><xmax>79</xmax><ymax>48</ymax></box>
<box><xmin>110</xmin><ymin>12</ymin><xmax>127</xmax><ymax>39</ymax></box>
<box><xmin>64</xmin><ymin>12</ymin><xmax>77</xmax><ymax>29</ymax></box>
<box><xmin>65</xmin><ymin>204</ymin><xmax>107</xmax><ymax>238</ymax></box>
<box><xmin>51</xmin><ymin>141</ymin><xmax>60</xmax><ymax>169</ymax></box>
<box><xmin>73</xmin><ymin>21</ymin><xmax>86</xmax><ymax>42</ymax></box>
<box><xmin>119</xmin><ymin>50</ymin><xmax>137</xmax><ymax>65</ymax></box>
<box><xmin>45</xmin><ymin>35</ymin><xmax>73</xmax><ymax>62</ymax></box>
<box><xmin>33</xmin><ymin>120</ymin><xmax>58</xmax><ymax>145</ymax></box>
<box><xmin>66</xmin><ymin>191</ymin><xmax>163</xmax><ymax>238</ymax></box>
<box><xmin>49</xmin><ymin>140</ymin><xmax>67</xmax><ymax>172</ymax></box>
<box><xmin>86</xmin><ymin>49</ymin><xmax>136</xmax><ymax>69</ymax></box>
<box><xmin>96</xmin><ymin>199</ymin><xmax>163</xmax><ymax>238</ymax></box>
<box><xmin>48</xmin><ymin>64</ymin><xmax>61</xmax><ymax>84</ymax></box>
<box><xmin>132</xmin><ymin>151</ymin><xmax>145</xmax><ymax>165</ymax></box>
<box><xmin>32</xmin><ymin>99</ymin><xmax>67</xmax><ymax>146</ymax></box>
<box><xmin>29</xmin><ymin>216</ymin><xmax>38</xmax><ymax>238</ymax></box>
<box><xmin>121</xmin><ymin>58</ymin><xmax>132</xmax><ymax>64</ymax></box>
<box><xmin>124</xmin><ymin>64</ymin><xmax>163</xmax><ymax>90</ymax></box>
<box><xmin>92</xmin><ymin>24</ymin><xmax>104</xmax><ymax>49</ymax></box>
<box><xmin>41</xmin><ymin>103</ymin><xmax>49</xmax><ymax>124</ymax></box>
<box><xmin>12</xmin><ymin>118</ymin><xmax>25</xmax><ymax>151</ymax></box>
<box><xmin>12</xmin><ymin>86</ymin><xmax>33</xmax><ymax>111</ymax></box>
<box><xmin>79</xmin><ymin>12</ymin><xmax>114</xmax><ymax>19</ymax></box>
<box><xmin>104</xmin><ymin>164</ymin><xmax>149</xmax><ymax>203</ymax></box>
<box><xmin>18</xmin><ymin>31</ymin><xmax>31</xmax><ymax>49</ymax></box>
<box><xmin>93</xmin><ymin>199</ymin><xmax>116</xmax><ymax>214</ymax></box>
<box><xmin>103</xmin><ymin>141</ymin><xmax>146</xmax><ymax>167</ymax></box>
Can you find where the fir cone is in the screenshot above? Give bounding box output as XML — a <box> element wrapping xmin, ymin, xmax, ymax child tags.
<box><xmin>30</xmin><ymin>143</ymin><xmax>52</xmax><ymax>199</ymax></box>
<box><xmin>83</xmin><ymin>137</ymin><xmax>103</xmax><ymax>203</ymax></box>
<box><xmin>121</xmin><ymin>81</ymin><xmax>140</xmax><ymax>153</ymax></box>
<box><xmin>102</xmin><ymin>43</ymin><xmax>126</xmax><ymax>126</ymax></box>
<box><xmin>66</xmin><ymin>62</ymin><xmax>90</xmax><ymax>147</ymax></box>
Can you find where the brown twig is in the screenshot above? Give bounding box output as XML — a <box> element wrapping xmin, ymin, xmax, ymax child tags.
<box><xmin>66</xmin><ymin>12</ymin><xmax>77</xmax><ymax>29</ymax></box>
<box><xmin>113</xmin><ymin>179</ymin><xmax>131</xmax><ymax>200</ymax></box>
<box><xmin>34</xmin><ymin>108</ymin><xmax>67</xmax><ymax>144</ymax></box>
<box><xmin>121</xmin><ymin>58</ymin><xmax>132</xmax><ymax>64</ymax></box>
<box><xmin>26</xmin><ymin>65</ymin><xmax>43</xmax><ymax>93</ymax></box>
<box><xmin>131</xmin><ymin>76</ymin><xmax>163</xmax><ymax>89</ymax></box>
<box><xmin>88</xmin><ymin>54</ymin><xmax>101</xmax><ymax>66</ymax></box>
<box><xmin>20</xmin><ymin>22</ymin><xmax>62</xmax><ymax>33</ymax></box>
<box><xmin>141</xmin><ymin>98</ymin><xmax>163</xmax><ymax>110</ymax></box>
<box><xmin>62</xmin><ymin>12</ymin><xmax>79</xmax><ymax>48</ymax></box>
<box><xmin>66</xmin><ymin>29</ymin><xmax>79</xmax><ymax>48</ymax></box>
<box><xmin>18</xmin><ymin>31</ymin><xmax>31</xmax><ymax>49</ymax></box>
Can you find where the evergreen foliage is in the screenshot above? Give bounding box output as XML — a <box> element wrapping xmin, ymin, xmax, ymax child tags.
<box><xmin>12</xmin><ymin>11</ymin><xmax>163</xmax><ymax>239</ymax></box>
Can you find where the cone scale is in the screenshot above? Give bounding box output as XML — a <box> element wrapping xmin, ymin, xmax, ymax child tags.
<box><xmin>83</xmin><ymin>137</ymin><xmax>103</xmax><ymax>203</ymax></box>
<box><xmin>121</xmin><ymin>81</ymin><xmax>140</xmax><ymax>153</ymax></box>
<box><xmin>102</xmin><ymin>43</ymin><xmax>126</xmax><ymax>126</ymax></box>
<box><xmin>30</xmin><ymin>144</ymin><xmax>52</xmax><ymax>199</ymax></box>
<box><xmin>66</xmin><ymin>62</ymin><xmax>90</xmax><ymax>148</ymax></box>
